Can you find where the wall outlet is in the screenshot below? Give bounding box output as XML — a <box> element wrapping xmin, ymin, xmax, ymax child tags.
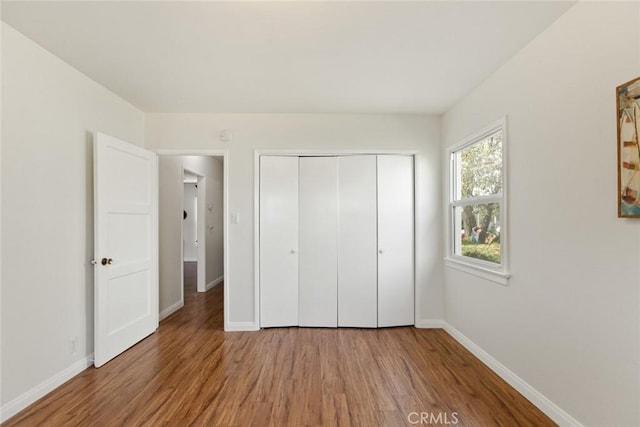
<box><xmin>70</xmin><ymin>337</ymin><xmax>78</xmax><ymax>354</ymax></box>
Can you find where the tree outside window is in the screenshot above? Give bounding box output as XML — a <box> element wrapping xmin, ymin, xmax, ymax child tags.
<box><xmin>451</xmin><ymin>128</ymin><xmax>504</xmax><ymax>266</ymax></box>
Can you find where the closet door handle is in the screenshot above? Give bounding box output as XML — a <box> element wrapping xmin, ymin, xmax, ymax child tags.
<box><xmin>290</xmin><ymin>249</ymin><xmax>297</xmax><ymax>254</ymax></box>
<box><xmin>378</xmin><ymin>249</ymin><xmax>383</xmax><ymax>254</ymax></box>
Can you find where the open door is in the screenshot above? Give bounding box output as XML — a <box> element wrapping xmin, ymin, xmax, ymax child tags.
<box><xmin>94</xmin><ymin>132</ymin><xmax>158</xmax><ymax>367</ymax></box>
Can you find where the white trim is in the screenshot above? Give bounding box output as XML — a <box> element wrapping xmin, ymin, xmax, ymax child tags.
<box><xmin>0</xmin><ymin>24</ymin><xmax>3</xmax><ymax>425</ymax></box>
<box><xmin>254</xmin><ymin>151</ymin><xmax>261</xmax><ymax>328</ymax></box>
<box><xmin>254</xmin><ymin>149</ymin><xmax>421</xmax><ymax>329</ymax></box>
<box><xmin>195</xmin><ymin>174</ymin><xmax>206</xmax><ymax>292</ymax></box>
<box><xmin>225</xmin><ymin>321</ymin><xmax>260</xmax><ymax>332</ymax></box>
<box><xmin>0</xmin><ymin>354</ymin><xmax>94</xmax><ymax>423</ymax></box>
<box><xmin>415</xmin><ymin>319</ymin><xmax>445</xmax><ymax>328</ymax></box>
<box><xmin>179</xmin><ymin>166</ymin><xmax>185</xmax><ymax>308</ymax></box>
<box><xmin>159</xmin><ymin>300</ymin><xmax>184</xmax><ymax>321</ymax></box>
<box><xmin>154</xmin><ymin>149</ymin><xmax>230</xmax><ymax>332</ymax></box>
<box><xmin>444</xmin><ymin>257</ymin><xmax>511</xmax><ymax>286</ymax></box>
<box><xmin>0</xmin><ymin>67</ymin><xmax>3</xmax><ymax>425</ymax></box>
<box><xmin>413</xmin><ymin>155</ymin><xmax>422</xmax><ymax>326</ymax></box>
<box><xmin>256</xmin><ymin>149</ymin><xmax>418</xmax><ymax>156</ymax></box>
<box><xmin>451</xmin><ymin>193</ymin><xmax>502</xmax><ymax>207</ymax></box>
<box><xmin>449</xmin><ymin>118</ymin><xmax>507</xmax><ymax>153</ymax></box>
<box><xmin>155</xmin><ymin>149</ymin><xmax>227</xmax><ymax>156</ymax></box>
<box><xmin>183</xmin><ymin>258</ymin><xmax>197</xmax><ymax>262</ymax></box>
<box><xmin>442</xmin><ymin>322</ymin><xmax>583</xmax><ymax>427</ymax></box>
<box><xmin>206</xmin><ymin>275</ymin><xmax>224</xmax><ymax>291</ymax></box>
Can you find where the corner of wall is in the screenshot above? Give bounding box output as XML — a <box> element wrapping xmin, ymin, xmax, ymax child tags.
<box><xmin>441</xmin><ymin>323</ymin><xmax>584</xmax><ymax>427</ymax></box>
<box><xmin>0</xmin><ymin>354</ymin><xmax>94</xmax><ymax>424</ymax></box>
<box><xmin>415</xmin><ymin>319</ymin><xmax>445</xmax><ymax>329</ymax></box>
<box><xmin>225</xmin><ymin>322</ymin><xmax>260</xmax><ymax>332</ymax></box>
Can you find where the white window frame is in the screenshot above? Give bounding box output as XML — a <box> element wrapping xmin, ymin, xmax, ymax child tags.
<box><xmin>445</xmin><ymin>117</ymin><xmax>510</xmax><ymax>285</ymax></box>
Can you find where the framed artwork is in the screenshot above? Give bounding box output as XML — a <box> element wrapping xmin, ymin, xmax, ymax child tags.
<box><xmin>617</xmin><ymin>76</ymin><xmax>640</xmax><ymax>217</ymax></box>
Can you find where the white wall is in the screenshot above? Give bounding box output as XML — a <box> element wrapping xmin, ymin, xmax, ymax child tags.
<box><xmin>183</xmin><ymin>183</ymin><xmax>198</xmax><ymax>261</ymax></box>
<box><xmin>158</xmin><ymin>156</ymin><xmax>223</xmax><ymax>314</ymax></box>
<box><xmin>0</xmin><ymin>22</ymin><xmax>145</xmax><ymax>409</ymax></box>
<box><xmin>145</xmin><ymin>114</ymin><xmax>442</xmax><ymax>327</ymax></box>
<box><xmin>441</xmin><ymin>3</ymin><xmax>640</xmax><ymax>426</ymax></box>
<box><xmin>202</xmin><ymin>158</ymin><xmax>224</xmax><ymax>286</ymax></box>
<box><xmin>0</xmin><ymin>5</ymin><xmax>4</xmax><ymax>411</ymax></box>
<box><xmin>158</xmin><ymin>156</ymin><xmax>182</xmax><ymax>312</ymax></box>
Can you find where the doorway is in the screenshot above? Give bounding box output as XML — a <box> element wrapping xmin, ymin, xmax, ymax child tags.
<box><xmin>182</xmin><ymin>170</ymin><xmax>201</xmax><ymax>295</ymax></box>
<box><xmin>157</xmin><ymin>152</ymin><xmax>228</xmax><ymax>329</ymax></box>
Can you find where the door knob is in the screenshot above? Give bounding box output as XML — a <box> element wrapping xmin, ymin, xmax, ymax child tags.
<box><xmin>378</xmin><ymin>249</ymin><xmax>383</xmax><ymax>254</ymax></box>
<box><xmin>290</xmin><ymin>249</ymin><xmax>297</xmax><ymax>254</ymax></box>
<box><xmin>101</xmin><ymin>258</ymin><xmax>113</xmax><ymax>265</ymax></box>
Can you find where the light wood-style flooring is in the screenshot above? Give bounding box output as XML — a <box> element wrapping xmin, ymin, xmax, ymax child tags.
<box><xmin>4</xmin><ymin>273</ymin><xmax>555</xmax><ymax>426</ymax></box>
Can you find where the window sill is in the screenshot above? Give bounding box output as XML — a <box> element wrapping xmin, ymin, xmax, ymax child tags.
<box><xmin>444</xmin><ymin>257</ymin><xmax>511</xmax><ymax>286</ymax></box>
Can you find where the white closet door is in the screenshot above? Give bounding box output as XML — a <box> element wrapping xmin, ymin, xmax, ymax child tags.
<box><xmin>337</xmin><ymin>156</ymin><xmax>378</xmax><ymax>327</ymax></box>
<box><xmin>377</xmin><ymin>155</ymin><xmax>414</xmax><ymax>327</ymax></box>
<box><xmin>260</xmin><ymin>156</ymin><xmax>299</xmax><ymax>327</ymax></box>
<box><xmin>299</xmin><ymin>157</ymin><xmax>338</xmax><ymax>327</ymax></box>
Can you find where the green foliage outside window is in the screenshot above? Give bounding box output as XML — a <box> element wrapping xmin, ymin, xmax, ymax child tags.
<box><xmin>454</xmin><ymin>130</ymin><xmax>503</xmax><ymax>264</ymax></box>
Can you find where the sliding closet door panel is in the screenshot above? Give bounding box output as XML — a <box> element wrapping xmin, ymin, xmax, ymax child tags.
<box><xmin>337</xmin><ymin>156</ymin><xmax>378</xmax><ymax>327</ymax></box>
<box><xmin>260</xmin><ymin>156</ymin><xmax>299</xmax><ymax>327</ymax></box>
<box><xmin>377</xmin><ymin>155</ymin><xmax>414</xmax><ymax>327</ymax></box>
<box><xmin>299</xmin><ymin>157</ymin><xmax>338</xmax><ymax>327</ymax></box>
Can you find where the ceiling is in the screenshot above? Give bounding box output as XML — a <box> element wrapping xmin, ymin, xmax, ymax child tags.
<box><xmin>1</xmin><ymin>1</ymin><xmax>575</xmax><ymax>114</ymax></box>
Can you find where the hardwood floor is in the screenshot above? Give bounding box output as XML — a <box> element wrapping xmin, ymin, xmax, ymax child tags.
<box><xmin>183</xmin><ymin>260</ymin><xmax>197</xmax><ymax>293</ymax></box>
<box><xmin>4</xmin><ymin>281</ymin><xmax>555</xmax><ymax>427</ymax></box>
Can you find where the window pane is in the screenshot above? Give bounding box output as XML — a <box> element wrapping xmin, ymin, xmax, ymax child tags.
<box><xmin>458</xmin><ymin>130</ymin><xmax>502</xmax><ymax>199</ymax></box>
<box><xmin>453</xmin><ymin>203</ymin><xmax>501</xmax><ymax>264</ymax></box>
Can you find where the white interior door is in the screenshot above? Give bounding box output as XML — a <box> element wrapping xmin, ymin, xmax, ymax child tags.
<box><xmin>94</xmin><ymin>132</ymin><xmax>158</xmax><ymax>367</ymax></box>
<box><xmin>299</xmin><ymin>157</ymin><xmax>338</xmax><ymax>327</ymax></box>
<box><xmin>338</xmin><ymin>156</ymin><xmax>378</xmax><ymax>327</ymax></box>
<box><xmin>377</xmin><ymin>155</ymin><xmax>414</xmax><ymax>327</ymax></box>
<box><xmin>260</xmin><ymin>156</ymin><xmax>299</xmax><ymax>327</ymax></box>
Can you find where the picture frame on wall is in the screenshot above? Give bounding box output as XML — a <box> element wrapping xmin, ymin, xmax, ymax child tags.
<box><xmin>617</xmin><ymin>76</ymin><xmax>640</xmax><ymax>217</ymax></box>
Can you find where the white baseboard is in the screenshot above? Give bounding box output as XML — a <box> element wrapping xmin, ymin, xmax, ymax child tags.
<box><xmin>0</xmin><ymin>319</ymin><xmax>579</xmax><ymax>426</ymax></box>
<box><xmin>0</xmin><ymin>353</ymin><xmax>94</xmax><ymax>423</ymax></box>
<box><xmin>442</xmin><ymin>322</ymin><xmax>583</xmax><ymax>427</ymax></box>
<box><xmin>205</xmin><ymin>275</ymin><xmax>224</xmax><ymax>291</ymax></box>
<box><xmin>225</xmin><ymin>321</ymin><xmax>259</xmax><ymax>332</ymax></box>
<box><xmin>415</xmin><ymin>319</ymin><xmax>446</xmax><ymax>328</ymax></box>
<box><xmin>159</xmin><ymin>300</ymin><xmax>183</xmax><ymax>321</ymax></box>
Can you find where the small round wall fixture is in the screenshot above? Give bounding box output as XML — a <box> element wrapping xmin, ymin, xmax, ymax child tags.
<box><xmin>219</xmin><ymin>129</ymin><xmax>232</xmax><ymax>143</ymax></box>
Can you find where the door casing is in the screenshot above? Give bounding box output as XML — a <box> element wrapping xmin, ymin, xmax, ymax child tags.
<box><xmin>254</xmin><ymin>149</ymin><xmax>421</xmax><ymax>328</ymax></box>
<box><xmin>156</xmin><ymin>149</ymin><xmax>230</xmax><ymax>331</ymax></box>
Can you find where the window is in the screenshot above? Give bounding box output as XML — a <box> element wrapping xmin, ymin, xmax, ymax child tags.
<box><xmin>448</xmin><ymin>118</ymin><xmax>509</xmax><ymax>283</ymax></box>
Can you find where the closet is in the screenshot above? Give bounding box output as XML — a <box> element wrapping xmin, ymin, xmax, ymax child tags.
<box><xmin>259</xmin><ymin>154</ymin><xmax>414</xmax><ymax>328</ymax></box>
